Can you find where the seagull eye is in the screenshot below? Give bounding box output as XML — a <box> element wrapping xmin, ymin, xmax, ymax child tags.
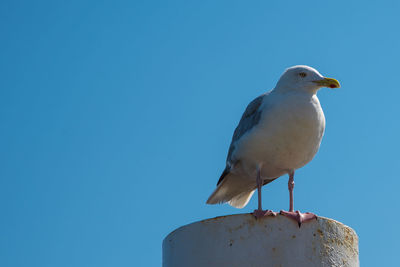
<box><xmin>299</xmin><ymin>72</ymin><xmax>307</xmax><ymax>78</ymax></box>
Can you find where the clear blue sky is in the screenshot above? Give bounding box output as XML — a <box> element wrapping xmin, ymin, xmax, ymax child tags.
<box><xmin>1</xmin><ymin>1</ymin><xmax>399</xmax><ymax>266</ymax></box>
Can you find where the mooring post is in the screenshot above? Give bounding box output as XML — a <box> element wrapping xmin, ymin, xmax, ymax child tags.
<box><xmin>163</xmin><ymin>214</ymin><xmax>359</xmax><ymax>267</ymax></box>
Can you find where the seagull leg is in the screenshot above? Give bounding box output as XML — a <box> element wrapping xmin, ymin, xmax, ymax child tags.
<box><xmin>253</xmin><ymin>166</ymin><xmax>277</xmax><ymax>219</ymax></box>
<box><xmin>280</xmin><ymin>171</ymin><xmax>317</xmax><ymax>227</ymax></box>
<box><xmin>289</xmin><ymin>171</ymin><xmax>294</xmax><ymax>212</ymax></box>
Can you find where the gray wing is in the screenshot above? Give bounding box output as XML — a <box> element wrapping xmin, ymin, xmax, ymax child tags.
<box><xmin>217</xmin><ymin>93</ymin><xmax>267</xmax><ymax>185</ymax></box>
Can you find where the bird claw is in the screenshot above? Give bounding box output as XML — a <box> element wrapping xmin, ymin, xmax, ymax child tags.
<box><xmin>253</xmin><ymin>209</ymin><xmax>278</xmax><ymax>219</ymax></box>
<box><xmin>280</xmin><ymin>210</ymin><xmax>317</xmax><ymax>227</ymax></box>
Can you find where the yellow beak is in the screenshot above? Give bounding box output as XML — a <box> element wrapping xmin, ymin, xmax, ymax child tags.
<box><xmin>313</xmin><ymin>77</ymin><xmax>341</xmax><ymax>89</ymax></box>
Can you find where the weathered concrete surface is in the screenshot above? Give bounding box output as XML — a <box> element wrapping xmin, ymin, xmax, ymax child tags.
<box><xmin>163</xmin><ymin>214</ymin><xmax>359</xmax><ymax>267</ymax></box>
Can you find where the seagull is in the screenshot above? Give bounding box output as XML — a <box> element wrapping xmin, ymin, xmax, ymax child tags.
<box><xmin>206</xmin><ymin>65</ymin><xmax>340</xmax><ymax>226</ymax></box>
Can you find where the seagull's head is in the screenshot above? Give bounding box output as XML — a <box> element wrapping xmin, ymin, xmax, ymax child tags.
<box><xmin>275</xmin><ymin>65</ymin><xmax>340</xmax><ymax>94</ymax></box>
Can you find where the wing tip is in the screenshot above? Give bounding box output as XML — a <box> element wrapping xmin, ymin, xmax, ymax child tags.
<box><xmin>217</xmin><ymin>167</ymin><xmax>230</xmax><ymax>186</ymax></box>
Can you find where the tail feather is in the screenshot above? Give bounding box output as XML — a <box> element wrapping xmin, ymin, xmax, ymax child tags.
<box><xmin>228</xmin><ymin>189</ymin><xmax>255</xmax><ymax>208</ymax></box>
<box><xmin>206</xmin><ymin>172</ymin><xmax>255</xmax><ymax>208</ymax></box>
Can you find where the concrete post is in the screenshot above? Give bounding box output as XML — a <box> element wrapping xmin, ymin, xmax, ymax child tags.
<box><xmin>163</xmin><ymin>214</ymin><xmax>359</xmax><ymax>267</ymax></box>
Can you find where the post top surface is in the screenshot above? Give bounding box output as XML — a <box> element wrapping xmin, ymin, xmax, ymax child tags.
<box><xmin>164</xmin><ymin>213</ymin><xmax>357</xmax><ymax>243</ymax></box>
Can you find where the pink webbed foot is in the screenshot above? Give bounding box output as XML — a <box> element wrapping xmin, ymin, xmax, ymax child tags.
<box><xmin>253</xmin><ymin>209</ymin><xmax>278</xmax><ymax>219</ymax></box>
<box><xmin>280</xmin><ymin>210</ymin><xmax>317</xmax><ymax>227</ymax></box>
